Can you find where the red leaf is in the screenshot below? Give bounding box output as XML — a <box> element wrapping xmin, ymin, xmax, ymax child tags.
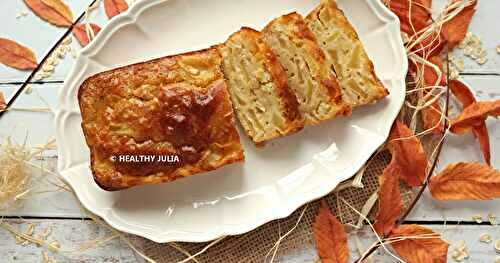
<box><xmin>24</xmin><ymin>0</ymin><xmax>73</xmax><ymax>27</ymax></box>
<box><xmin>442</xmin><ymin>0</ymin><xmax>477</xmax><ymax>49</ymax></box>
<box><xmin>390</xmin><ymin>225</ymin><xmax>449</xmax><ymax>263</ymax></box>
<box><xmin>72</xmin><ymin>23</ymin><xmax>102</xmax><ymax>47</ymax></box>
<box><xmin>387</xmin><ymin>121</ymin><xmax>428</xmax><ymax>187</ymax></box>
<box><xmin>384</xmin><ymin>0</ymin><xmax>432</xmax><ymax>35</ymax></box>
<box><xmin>313</xmin><ymin>200</ymin><xmax>349</xmax><ymax>263</ymax></box>
<box><xmin>429</xmin><ymin>162</ymin><xmax>500</xmax><ymax>200</ymax></box>
<box><xmin>449</xmin><ymin>79</ymin><xmax>491</xmax><ymax>165</ymax></box>
<box><xmin>104</xmin><ymin>0</ymin><xmax>129</xmax><ymax>19</ymax></box>
<box><xmin>450</xmin><ymin>100</ymin><xmax>500</xmax><ymax>134</ymax></box>
<box><xmin>0</xmin><ymin>38</ymin><xmax>38</xmax><ymax>70</ymax></box>
<box><xmin>373</xmin><ymin>162</ymin><xmax>403</xmax><ymax>236</ymax></box>
<box><xmin>409</xmin><ymin>56</ymin><xmax>446</xmax><ymax>89</ymax></box>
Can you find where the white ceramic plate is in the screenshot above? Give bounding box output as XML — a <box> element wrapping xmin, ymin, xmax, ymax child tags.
<box><xmin>55</xmin><ymin>0</ymin><xmax>407</xmax><ymax>243</ymax></box>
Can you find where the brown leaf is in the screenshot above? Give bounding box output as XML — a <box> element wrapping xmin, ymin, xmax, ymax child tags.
<box><xmin>373</xmin><ymin>162</ymin><xmax>403</xmax><ymax>237</ymax></box>
<box><xmin>72</xmin><ymin>23</ymin><xmax>102</xmax><ymax>47</ymax></box>
<box><xmin>422</xmin><ymin>97</ymin><xmax>444</xmax><ymax>135</ymax></box>
<box><xmin>409</xmin><ymin>56</ymin><xmax>446</xmax><ymax>89</ymax></box>
<box><xmin>450</xmin><ymin>100</ymin><xmax>500</xmax><ymax>134</ymax></box>
<box><xmin>0</xmin><ymin>38</ymin><xmax>38</xmax><ymax>70</ymax></box>
<box><xmin>384</xmin><ymin>0</ymin><xmax>432</xmax><ymax>35</ymax></box>
<box><xmin>449</xmin><ymin>79</ymin><xmax>491</xmax><ymax>165</ymax></box>
<box><xmin>387</xmin><ymin>121</ymin><xmax>428</xmax><ymax>187</ymax></box>
<box><xmin>104</xmin><ymin>0</ymin><xmax>129</xmax><ymax>19</ymax></box>
<box><xmin>429</xmin><ymin>162</ymin><xmax>500</xmax><ymax>200</ymax></box>
<box><xmin>313</xmin><ymin>200</ymin><xmax>349</xmax><ymax>263</ymax></box>
<box><xmin>412</xmin><ymin>31</ymin><xmax>446</xmax><ymax>57</ymax></box>
<box><xmin>390</xmin><ymin>224</ymin><xmax>449</xmax><ymax>263</ymax></box>
<box><xmin>24</xmin><ymin>0</ymin><xmax>73</xmax><ymax>27</ymax></box>
<box><xmin>0</xmin><ymin>91</ymin><xmax>6</xmax><ymax>111</ymax></box>
<box><xmin>442</xmin><ymin>0</ymin><xmax>477</xmax><ymax>49</ymax></box>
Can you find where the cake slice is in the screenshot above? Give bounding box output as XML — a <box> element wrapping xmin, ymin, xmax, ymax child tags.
<box><xmin>306</xmin><ymin>0</ymin><xmax>389</xmax><ymax>106</ymax></box>
<box><xmin>218</xmin><ymin>27</ymin><xmax>304</xmax><ymax>144</ymax></box>
<box><xmin>78</xmin><ymin>48</ymin><xmax>244</xmax><ymax>191</ymax></box>
<box><xmin>262</xmin><ymin>12</ymin><xmax>351</xmax><ymax>125</ymax></box>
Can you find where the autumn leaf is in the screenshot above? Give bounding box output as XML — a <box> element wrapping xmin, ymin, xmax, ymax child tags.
<box><xmin>449</xmin><ymin>79</ymin><xmax>491</xmax><ymax>165</ymax></box>
<box><xmin>384</xmin><ymin>0</ymin><xmax>432</xmax><ymax>35</ymax></box>
<box><xmin>387</xmin><ymin>121</ymin><xmax>428</xmax><ymax>187</ymax></box>
<box><xmin>390</xmin><ymin>224</ymin><xmax>449</xmax><ymax>263</ymax></box>
<box><xmin>72</xmin><ymin>23</ymin><xmax>102</xmax><ymax>47</ymax></box>
<box><xmin>24</xmin><ymin>0</ymin><xmax>73</xmax><ymax>27</ymax></box>
<box><xmin>104</xmin><ymin>0</ymin><xmax>129</xmax><ymax>19</ymax></box>
<box><xmin>0</xmin><ymin>91</ymin><xmax>6</xmax><ymax>111</ymax></box>
<box><xmin>442</xmin><ymin>0</ymin><xmax>477</xmax><ymax>49</ymax></box>
<box><xmin>429</xmin><ymin>162</ymin><xmax>500</xmax><ymax>200</ymax></box>
<box><xmin>422</xmin><ymin>97</ymin><xmax>444</xmax><ymax>135</ymax></box>
<box><xmin>0</xmin><ymin>38</ymin><xmax>38</xmax><ymax>70</ymax></box>
<box><xmin>413</xmin><ymin>31</ymin><xmax>446</xmax><ymax>58</ymax></box>
<box><xmin>313</xmin><ymin>200</ymin><xmax>349</xmax><ymax>263</ymax></box>
<box><xmin>450</xmin><ymin>100</ymin><xmax>500</xmax><ymax>134</ymax></box>
<box><xmin>373</xmin><ymin>162</ymin><xmax>403</xmax><ymax>237</ymax></box>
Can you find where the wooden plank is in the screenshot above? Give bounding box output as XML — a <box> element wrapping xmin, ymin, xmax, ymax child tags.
<box><xmin>0</xmin><ymin>0</ymin><xmax>93</xmax><ymax>83</ymax></box>
<box><xmin>0</xmin><ymin>219</ymin><xmax>140</xmax><ymax>263</ymax></box>
<box><xmin>1</xmin><ymin>219</ymin><xmax>499</xmax><ymax>262</ymax></box>
<box><xmin>0</xmin><ymin>0</ymin><xmax>499</xmax><ymax>83</ymax></box>
<box><xmin>1</xmin><ymin>76</ymin><xmax>499</xmax><ymax>219</ymax></box>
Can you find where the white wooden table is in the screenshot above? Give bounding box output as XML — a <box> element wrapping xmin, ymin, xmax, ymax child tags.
<box><xmin>0</xmin><ymin>0</ymin><xmax>499</xmax><ymax>262</ymax></box>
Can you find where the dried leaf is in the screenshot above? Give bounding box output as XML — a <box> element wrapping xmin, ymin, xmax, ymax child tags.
<box><xmin>422</xmin><ymin>97</ymin><xmax>444</xmax><ymax>135</ymax></box>
<box><xmin>390</xmin><ymin>224</ymin><xmax>449</xmax><ymax>263</ymax></box>
<box><xmin>72</xmin><ymin>23</ymin><xmax>102</xmax><ymax>47</ymax></box>
<box><xmin>0</xmin><ymin>91</ymin><xmax>6</xmax><ymax>111</ymax></box>
<box><xmin>384</xmin><ymin>0</ymin><xmax>432</xmax><ymax>35</ymax></box>
<box><xmin>413</xmin><ymin>31</ymin><xmax>446</xmax><ymax>57</ymax></box>
<box><xmin>450</xmin><ymin>80</ymin><xmax>491</xmax><ymax>165</ymax></box>
<box><xmin>0</xmin><ymin>38</ymin><xmax>38</xmax><ymax>70</ymax></box>
<box><xmin>442</xmin><ymin>0</ymin><xmax>477</xmax><ymax>49</ymax></box>
<box><xmin>373</xmin><ymin>162</ymin><xmax>403</xmax><ymax>236</ymax></box>
<box><xmin>429</xmin><ymin>162</ymin><xmax>500</xmax><ymax>200</ymax></box>
<box><xmin>450</xmin><ymin>100</ymin><xmax>500</xmax><ymax>134</ymax></box>
<box><xmin>104</xmin><ymin>0</ymin><xmax>129</xmax><ymax>19</ymax></box>
<box><xmin>387</xmin><ymin>121</ymin><xmax>428</xmax><ymax>187</ymax></box>
<box><xmin>313</xmin><ymin>200</ymin><xmax>349</xmax><ymax>263</ymax></box>
<box><xmin>24</xmin><ymin>0</ymin><xmax>73</xmax><ymax>27</ymax></box>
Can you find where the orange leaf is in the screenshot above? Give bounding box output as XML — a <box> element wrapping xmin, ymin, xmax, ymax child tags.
<box><xmin>0</xmin><ymin>38</ymin><xmax>38</xmax><ymax>70</ymax></box>
<box><xmin>412</xmin><ymin>31</ymin><xmax>446</xmax><ymax>57</ymax></box>
<box><xmin>0</xmin><ymin>91</ymin><xmax>6</xmax><ymax>111</ymax></box>
<box><xmin>24</xmin><ymin>0</ymin><xmax>73</xmax><ymax>27</ymax></box>
<box><xmin>313</xmin><ymin>200</ymin><xmax>349</xmax><ymax>263</ymax></box>
<box><xmin>422</xmin><ymin>97</ymin><xmax>444</xmax><ymax>135</ymax></box>
<box><xmin>384</xmin><ymin>0</ymin><xmax>432</xmax><ymax>35</ymax></box>
<box><xmin>449</xmin><ymin>79</ymin><xmax>475</xmax><ymax>107</ymax></box>
<box><xmin>373</xmin><ymin>162</ymin><xmax>403</xmax><ymax>236</ymax></box>
<box><xmin>450</xmin><ymin>100</ymin><xmax>500</xmax><ymax>134</ymax></box>
<box><xmin>409</xmin><ymin>56</ymin><xmax>446</xmax><ymax>89</ymax></box>
<box><xmin>390</xmin><ymin>224</ymin><xmax>449</xmax><ymax>263</ymax></box>
<box><xmin>387</xmin><ymin>121</ymin><xmax>428</xmax><ymax>187</ymax></box>
<box><xmin>104</xmin><ymin>0</ymin><xmax>129</xmax><ymax>19</ymax></box>
<box><xmin>429</xmin><ymin>162</ymin><xmax>500</xmax><ymax>200</ymax></box>
<box><xmin>442</xmin><ymin>0</ymin><xmax>477</xmax><ymax>49</ymax></box>
<box><xmin>72</xmin><ymin>23</ymin><xmax>102</xmax><ymax>47</ymax></box>
<box><xmin>449</xmin><ymin>79</ymin><xmax>491</xmax><ymax>165</ymax></box>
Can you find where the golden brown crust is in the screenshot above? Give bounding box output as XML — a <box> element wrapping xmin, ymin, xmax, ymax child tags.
<box><xmin>262</xmin><ymin>12</ymin><xmax>351</xmax><ymax>125</ymax></box>
<box><xmin>78</xmin><ymin>48</ymin><xmax>244</xmax><ymax>191</ymax></box>
<box><xmin>306</xmin><ymin>0</ymin><xmax>389</xmax><ymax>106</ymax></box>
<box><xmin>219</xmin><ymin>27</ymin><xmax>304</xmax><ymax>144</ymax></box>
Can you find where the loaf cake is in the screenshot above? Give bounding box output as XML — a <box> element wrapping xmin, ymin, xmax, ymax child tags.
<box><xmin>262</xmin><ymin>12</ymin><xmax>351</xmax><ymax>125</ymax></box>
<box><xmin>78</xmin><ymin>48</ymin><xmax>244</xmax><ymax>191</ymax></box>
<box><xmin>306</xmin><ymin>0</ymin><xmax>389</xmax><ymax>106</ymax></box>
<box><xmin>218</xmin><ymin>27</ymin><xmax>304</xmax><ymax>144</ymax></box>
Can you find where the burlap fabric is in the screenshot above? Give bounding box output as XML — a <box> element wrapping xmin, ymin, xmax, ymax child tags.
<box><xmin>125</xmin><ymin>82</ymin><xmax>443</xmax><ymax>262</ymax></box>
